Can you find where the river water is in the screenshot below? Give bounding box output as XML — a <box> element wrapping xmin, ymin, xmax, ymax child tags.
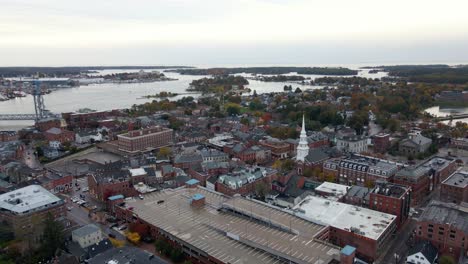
<box><xmin>1</xmin><ymin>67</ymin><xmax>465</xmax><ymax>129</ymax></box>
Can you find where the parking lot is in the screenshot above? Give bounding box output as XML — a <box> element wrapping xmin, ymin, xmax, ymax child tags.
<box><xmin>126</xmin><ymin>187</ymin><xmax>340</xmax><ymax>264</ymax></box>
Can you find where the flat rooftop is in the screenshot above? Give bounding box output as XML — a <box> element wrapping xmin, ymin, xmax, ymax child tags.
<box><xmin>0</xmin><ymin>185</ymin><xmax>63</xmax><ymax>215</ymax></box>
<box><xmin>292</xmin><ymin>196</ymin><xmax>396</xmax><ymax>241</ymax></box>
<box><xmin>443</xmin><ymin>171</ymin><xmax>468</xmax><ymax>188</ymax></box>
<box><xmin>125</xmin><ymin>187</ymin><xmax>339</xmax><ymax>264</ymax></box>
<box><xmin>314</xmin><ymin>182</ymin><xmax>349</xmax><ymax>200</ymax></box>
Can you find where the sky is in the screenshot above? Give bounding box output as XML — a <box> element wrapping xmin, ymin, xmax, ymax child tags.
<box><xmin>1</xmin><ymin>0</ymin><xmax>468</xmax><ymax>66</ymax></box>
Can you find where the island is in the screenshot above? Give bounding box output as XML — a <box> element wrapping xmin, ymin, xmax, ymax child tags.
<box><xmin>167</xmin><ymin>66</ymin><xmax>358</xmax><ymax>76</ymax></box>
<box><xmin>187</xmin><ymin>75</ymin><xmax>249</xmax><ymax>94</ymax></box>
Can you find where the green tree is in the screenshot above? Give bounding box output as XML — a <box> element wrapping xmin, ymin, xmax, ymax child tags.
<box><xmin>39</xmin><ymin>213</ymin><xmax>65</xmax><ymax>260</ymax></box>
<box><xmin>225</xmin><ymin>103</ymin><xmax>241</xmax><ymax>116</ymax></box>
<box><xmin>255</xmin><ymin>182</ymin><xmax>268</xmax><ymax>199</ymax></box>
<box><xmin>439</xmin><ymin>255</ymin><xmax>456</xmax><ymax>264</ymax></box>
<box><xmin>347</xmin><ymin>111</ymin><xmax>369</xmax><ymax>135</ymax></box>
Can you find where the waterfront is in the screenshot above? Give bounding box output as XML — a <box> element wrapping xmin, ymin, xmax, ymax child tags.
<box><xmin>0</xmin><ymin>67</ymin><xmax>384</xmax><ymax>130</ymax></box>
<box><xmin>424</xmin><ymin>106</ymin><xmax>468</xmax><ymax>125</ymax></box>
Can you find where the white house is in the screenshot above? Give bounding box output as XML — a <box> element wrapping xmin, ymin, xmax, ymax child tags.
<box><xmin>75</xmin><ymin>130</ymin><xmax>103</xmax><ymax>144</ymax></box>
<box><xmin>406</xmin><ymin>241</ymin><xmax>438</xmax><ymax>264</ymax></box>
<box><xmin>49</xmin><ymin>140</ymin><xmax>61</xmax><ymax>149</ymax></box>
<box><xmin>72</xmin><ymin>224</ymin><xmax>104</xmax><ymax>248</ymax></box>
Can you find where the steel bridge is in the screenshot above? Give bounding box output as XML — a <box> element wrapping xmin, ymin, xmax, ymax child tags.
<box><xmin>0</xmin><ymin>81</ymin><xmax>56</xmax><ymax>122</ymax></box>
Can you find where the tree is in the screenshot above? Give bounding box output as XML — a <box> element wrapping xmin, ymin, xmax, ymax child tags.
<box><xmin>294</xmin><ymin>87</ymin><xmax>302</xmax><ymax>93</ymax></box>
<box><xmin>240</xmin><ymin>117</ymin><xmax>250</xmax><ymax>126</ymax></box>
<box><xmin>439</xmin><ymin>255</ymin><xmax>456</xmax><ymax>264</ymax></box>
<box><xmin>347</xmin><ymin>111</ymin><xmax>369</xmax><ymax>135</ymax></box>
<box><xmin>110</xmin><ymin>237</ymin><xmax>125</xmax><ymax>248</ymax></box>
<box><xmin>125</xmin><ymin>231</ymin><xmax>141</xmax><ymax>245</ymax></box>
<box><xmin>255</xmin><ymin>182</ymin><xmax>268</xmax><ymax>200</ymax></box>
<box><xmin>158</xmin><ymin>147</ymin><xmax>171</xmax><ymax>158</ymax></box>
<box><xmin>39</xmin><ymin>213</ymin><xmax>65</xmax><ymax>260</ymax></box>
<box><xmin>225</xmin><ymin>103</ymin><xmax>241</xmax><ymax>116</ymax></box>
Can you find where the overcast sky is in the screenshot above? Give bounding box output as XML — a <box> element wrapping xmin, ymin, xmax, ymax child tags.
<box><xmin>1</xmin><ymin>0</ymin><xmax>468</xmax><ymax>66</ymax></box>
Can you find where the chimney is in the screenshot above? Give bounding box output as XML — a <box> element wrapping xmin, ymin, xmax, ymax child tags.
<box><xmin>190</xmin><ymin>193</ymin><xmax>205</xmax><ymax>208</ymax></box>
<box><xmin>340</xmin><ymin>245</ymin><xmax>356</xmax><ymax>264</ymax></box>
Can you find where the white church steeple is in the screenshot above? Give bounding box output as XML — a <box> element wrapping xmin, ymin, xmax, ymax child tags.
<box><xmin>296</xmin><ymin>114</ymin><xmax>310</xmax><ymax>162</ymax></box>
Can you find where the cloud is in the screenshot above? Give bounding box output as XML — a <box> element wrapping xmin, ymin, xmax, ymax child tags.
<box><xmin>0</xmin><ymin>0</ymin><xmax>468</xmax><ymax>65</ymax></box>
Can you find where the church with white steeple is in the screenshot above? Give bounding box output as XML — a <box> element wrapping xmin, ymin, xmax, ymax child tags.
<box><xmin>296</xmin><ymin>114</ymin><xmax>310</xmax><ymax>162</ymax></box>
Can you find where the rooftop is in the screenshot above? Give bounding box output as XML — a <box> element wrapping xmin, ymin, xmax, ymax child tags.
<box><xmin>87</xmin><ymin>246</ymin><xmax>167</xmax><ymax>264</ymax></box>
<box><xmin>108</xmin><ymin>194</ymin><xmax>124</xmax><ymax>201</ymax></box>
<box><xmin>129</xmin><ymin>168</ymin><xmax>147</xmax><ymax>177</ymax></box>
<box><xmin>371</xmin><ymin>182</ymin><xmax>409</xmax><ymax>198</ymax></box>
<box><xmin>124</xmin><ymin>187</ymin><xmax>339</xmax><ymax>264</ymax></box>
<box><xmin>0</xmin><ymin>185</ymin><xmax>63</xmax><ymax>215</ymax></box>
<box><xmin>72</xmin><ymin>224</ymin><xmax>101</xmax><ymax>238</ymax></box>
<box><xmin>292</xmin><ymin>196</ymin><xmax>396</xmax><ymax>240</ymax></box>
<box><xmin>442</xmin><ymin>171</ymin><xmax>468</xmax><ymax>188</ymax></box>
<box><xmin>419</xmin><ymin>200</ymin><xmax>468</xmax><ymax>233</ymax></box>
<box><xmin>315</xmin><ymin>182</ymin><xmax>349</xmax><ymax>200</ymax></box>
<box><xmin>218</xmin><ymin>166</ymin><xmax>276</xmax><ymax>190</ymax></box>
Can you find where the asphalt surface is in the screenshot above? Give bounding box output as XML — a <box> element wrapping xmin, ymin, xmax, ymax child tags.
<box><xmin>64</xmin><ymin>177</ymin><xmax>125</xmax><ymax>241</ymax></box>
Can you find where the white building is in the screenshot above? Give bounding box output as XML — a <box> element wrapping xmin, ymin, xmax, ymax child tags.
<box><xmin>49</xmin><ymin>140</ymin><xmax>61</xmax><ymax>149</ymax></box>
<box><xmin>296</xmin><ymin>115</ymin><xmax>310</xmax><ymax>162</ymax></box>
<box><xmin>336</xmin><ymin>134</ymin><xmax>368</xmax><ymax>153</ymax></box>
<box><xmin>72</xmin><ymin>224</ymin><xmax>104</xmax><ymax>248</ymax></box>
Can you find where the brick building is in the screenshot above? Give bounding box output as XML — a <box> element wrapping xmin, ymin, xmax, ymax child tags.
<box><xmin>0</xmin><ymin>185</ymin><xmax>66</xmax><ymax>241</ymax></box>
<box><xmin>117</xmin><ymin>126</ymin><xmax>173</xmax><ymax>153</ymax></box>
<box><xmin>43</xmin><ymin>127</ymin><xmax>75</xmax><ymax>144</ymax></box>
<box><xmin>87</xmin><ymin>161</ymin><xmax>136</xmax><ymax>201</ymax></box>
<box><xmin>63</xmin><ymin>109</ymin><xmax>121</xmax><ymax>128</ymax></box>
<box><xmin>293</xmin><ymin>195</ymin><xmax>397</xmax><ymax>262</ymax></box>
<box><xmin>258</xmin><ymin>139</ymin><xmax>291</xmax><ymax>159</ymax></box>
<box><xmin>415</xmin><ymin>201</ymin><xmax>468</xmax><ymax>260</ymax></box>
<box><xmin>372</xmin><ymin>133</ymin><xmax>390</xmax><ymax>153</ymax></box>
<box><xmin>0</xmin><ymin>131</ymin><xmax>18</xmax><ymax>142</ymax></box>
<box><xmin>420</xmin><ymin>156</ymin><xmax>458</xmax><ymax>185</ymax></box>
<box><xmin>450</xmin><ymin>137</ymin><xmax>468</xmax><ymax>150</ymax></box>
<box><xmin>394</xmin><ymin>166</ymin><xmax>432</xmax><ymax>206</ymax></box>
<box><xmin>369</xmin><ymin>181</ymin><xmax>411</xmax><ymax>228</ymax></box>
<box><xmin>36</xmin><ymin>118</ymin><xmax>62</xmax><ymax>132</ymax></box>
<box><xmin>323</xmin><ymin>155</ymin><xmax>399</xmax><ymax>187</ymax></box>
<box><xmin>39</xmin><ymin>173</ymin><xmax>74</xmax><ymax>194</ymax></box>
<box><xmin>440</xmin><ymin>170</ymin><xmax>468</xmax><ymax>204</ymax></box>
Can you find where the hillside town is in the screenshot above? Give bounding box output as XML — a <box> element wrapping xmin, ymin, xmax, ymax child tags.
<box><xmin>0</xmin><ymin>71</ymin><xmax>467</xmax><ymax>264</ymax></box>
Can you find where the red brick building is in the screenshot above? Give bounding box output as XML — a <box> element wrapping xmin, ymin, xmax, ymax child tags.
<box><xmin>0</xmin><ymin>131</ymin><xmax>18</xmax><ymax>142</ymax></box>
<box><xmin>372</xmin><ymin>133</ymin><xmax>390</xmax><ymax>153</ymax></box>
<box><xmin>43</xmin><ymin>127</ymin><xmax>75</xmax><ymax>144</ymax></box>
<box><xmin>394</xmin><ymin>166</ymin><xmax>431</xmax><ymax>206</ymax></box>
<box><xmin>440</xmin><ymin>170</ymin><xmax>468</xmax><ymax>204</ymax></box>
<box><xmin>117</xmin><ymin>126</ymin><xmax>173</xmax><ymax>153</ymax></box>
<box><xmin>87</xmin><ymin>161</ymin><xmax>137</xmax><ymax>201</ymax></box>
<box><xmin>39</xmin><ymin>173</ymin><xmax>74</xmax><ymax>194</ymax></box>
<box><xmin>415</xmin><ymin>201</ymin><xmax>468</xmax><ymax>260</ymax></box>
<box><xmin>420</xmin><ymin>156</ymin><xmax>458</xmax><ymax>185</ymax></box>
<box><xmin>258</xmin><ymin>139</ymin><xmax>290</xmax><ymax>159</ymax></box>
<box><xmin>0</xmin><ymin>185</ymin><xmax>66</xmax><ymax>242</ymax></box>
<box><xmin>369</xmin><ymin>182</ymin><xmax>411</xmax><ymax>228</ymax></box>
<box><xmin>63</xmin><ymin>109</ymin><xmax>121</xmax><ymax>128</ymax></box>
<box><xmin>36</xmin><ymin>118</ymin><xmax>62</xmax><ymax>132</ymax></box>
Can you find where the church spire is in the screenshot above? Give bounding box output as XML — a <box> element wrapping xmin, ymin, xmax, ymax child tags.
<box><xmin>296</xmin><ymin>114</ymin><xmax>310</xmax><ymax>162</ymax></box>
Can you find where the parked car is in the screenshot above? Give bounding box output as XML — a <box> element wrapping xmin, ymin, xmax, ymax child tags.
<box><xmin>138</xmin><ymin>194</ymin><xmax>144</xmax><ymax>200</ymax></box>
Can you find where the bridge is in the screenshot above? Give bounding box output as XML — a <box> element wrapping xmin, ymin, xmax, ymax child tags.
<box><xmin>435</xmin><ymin>113</ymin><xmax>468</xmax><ymax>121</ymax></box>
<box><xmin>0</xmin><ymin>81</ymin><xmax>56</xmax><ymax>122</ymax></box>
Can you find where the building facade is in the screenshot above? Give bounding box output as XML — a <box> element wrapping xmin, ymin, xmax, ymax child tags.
<box><xmin>117</xmin><ymin>126</ymin><xmax>173</xmax><ymax>153</ymax></box>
